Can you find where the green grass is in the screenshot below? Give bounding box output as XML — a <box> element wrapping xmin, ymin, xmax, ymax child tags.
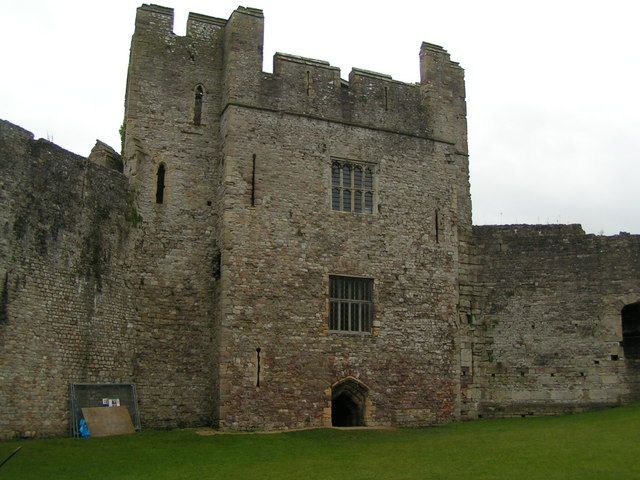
<box><xmin>1</xmin><ymin>404</ymin><xmax>639</xmax><ymax>479</ymax></box>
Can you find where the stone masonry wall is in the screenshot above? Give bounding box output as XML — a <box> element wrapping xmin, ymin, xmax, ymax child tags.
<box><xmin>222</xmin><ymin>11</ymin><xmax>466</xmax><ymax>144</ymax></box>
<box><xmin>4</xmin><ymin>3</ymin><xmax>640</xmax><ymax>437</ymax></box>
<box><xmin>0</xmin><ymin>120</ymin><xmax>138</xmax><ymax>439</ymax></box>
<box><xmin>215</xmin><ymin>6</ymin><xmax>469</xmax><ymax>429</ymax></box>
<box><xmin>218</xmin><ymin>105</ymin><xmax>461</xmax><ymax>429</ymax></box>
<box><xmin>471</xmin><ymin>225</ymin><xmax>640</xmax><ymax>418</ymax></box>
<box><xmin>121</xmin><ymin>5</ymin><xmax>225</xmax><ymax>428</ymax></box>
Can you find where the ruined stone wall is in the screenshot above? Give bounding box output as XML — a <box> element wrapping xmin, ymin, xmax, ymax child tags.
<box><xmin>471</xmin><ymin>225</ymin><xmax>640</xmax><ymax>418</ymax></box>
<box><xmin>0</xmin><ymin>120</ymin><xmax>138</xmax><ymax>439</ymax></box>
<box><xmin>121</xmin><ymin>5</ymin><xmax>225</xmax><ymax>428</ymax></box>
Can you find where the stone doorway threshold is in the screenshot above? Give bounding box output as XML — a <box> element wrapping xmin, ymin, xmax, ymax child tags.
<box><xmin>195</xmin><ymin>425</ymin><xmax>395</xmax><ymax>436</ymax></box>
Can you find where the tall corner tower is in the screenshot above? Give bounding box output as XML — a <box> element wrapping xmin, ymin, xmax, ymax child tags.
<box><xmin>120</xmin><ymin>4</ymin><xmax>226</xmax><ymax>428</ymax></box>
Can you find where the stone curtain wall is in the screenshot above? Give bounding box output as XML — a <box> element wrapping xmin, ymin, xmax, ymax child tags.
<box><xmin>471</xmin><ymin>225</ymin><xmax>640</xmax><ymax>417</ymax></box>
<box><xmin>0</xmin><ymin>120</ymin><xmax>138</xmax><ymax>439</ymax></box>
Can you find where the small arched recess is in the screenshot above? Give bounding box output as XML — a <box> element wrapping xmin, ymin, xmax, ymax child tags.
<box><xmin>331</xmin><ymin>377</ymin><xmax>369</xmax><ymax>427</ymax></box>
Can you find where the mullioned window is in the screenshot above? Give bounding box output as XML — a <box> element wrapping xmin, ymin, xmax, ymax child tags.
<box><xmin>329</xmin><ymin>276</ymin><xmax>373</xmax><ymax>333</ymax></box>
<box><xmin>331</xmin><ymin>160</ymin><xmax>375</xmax><ymax>214</ymax></box>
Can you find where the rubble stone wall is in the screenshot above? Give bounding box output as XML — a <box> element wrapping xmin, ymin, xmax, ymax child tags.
<box><xmin>121</xmin><ymin>4</ymin><xmax>225</xmax><ymax>428</ymax></box>
<box><xmin>6</xmin><ymin>3</ymin><xmax>638</xmax><ymax>439</ymax></box>
<box><xmin>471</xmin><ymin>225</ymin><xmax>640</xmax><ymax>418</ymax></box>
<box><xmin>215</xmin><ymin>6</ymin><xmax>469</xmax><ymax>429</ymax></box>
<box><xmin>0</xmin><ymin>120</ymin><xmax>138</xmax><ymax>438</ymax></box>
<box><xmin>218</xmin><ymin>105</ymin><xmax>463</xmax><ymax>429</ymax></box>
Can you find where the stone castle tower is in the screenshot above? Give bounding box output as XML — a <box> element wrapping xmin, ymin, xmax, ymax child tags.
<box><xmin>122</xmin><ymin>4</ymin><xmax>470</xmax><ymax>429</ymax></box>
<box><xmin>0</xmin><ymin>4</ymin><xmax>638</xmax><ymax>438</ymax></box>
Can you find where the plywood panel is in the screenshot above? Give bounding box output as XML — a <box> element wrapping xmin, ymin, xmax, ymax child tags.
<box><xmin>81</xmin><ymin>406</ymin><xmax>135</xmax><ymax>437</ymax></box>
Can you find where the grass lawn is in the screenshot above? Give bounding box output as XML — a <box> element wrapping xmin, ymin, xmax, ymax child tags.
<box><xmin>1</xmin><ymin>404</ymin><xmax>639</xmax><ymax>479</ymax></box>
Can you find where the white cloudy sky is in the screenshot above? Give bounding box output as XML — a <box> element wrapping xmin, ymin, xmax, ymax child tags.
<box><xmin>2</xmin><ymin>0</ymin><xmax>639</xmax><ymax>234</ymax></box>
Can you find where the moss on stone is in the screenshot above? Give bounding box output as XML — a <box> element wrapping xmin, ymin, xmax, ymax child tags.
<box><xmin>119</xmin><ymin>122</ymin><xmax>126</xmax><ymax>154</ymax></box>
<box><xmin>124</xmin><ymin>189</ymin><xmax>143</xmax><ymax>228</ymax></box>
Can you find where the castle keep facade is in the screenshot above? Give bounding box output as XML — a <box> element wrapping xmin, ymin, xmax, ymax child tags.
<box><xmin>0</xmin><ymin>5</ymin><xmax>639</xmax><ymax>438</ymax></box>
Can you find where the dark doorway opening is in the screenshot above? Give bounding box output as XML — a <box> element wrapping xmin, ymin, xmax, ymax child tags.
<box><xmin>622</xmin><ymin>302</ymin><xmax>640</xmax><ymax>360</ymax></box>
<box><xmin>331</xmin><ymin>378</ymin><xmax>367</xmax><ymax>427</ymax></box>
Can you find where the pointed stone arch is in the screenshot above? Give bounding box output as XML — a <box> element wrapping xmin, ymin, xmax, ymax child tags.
<box><xmin>331</xmin><ymin>377</ymin><xmax>369</xmax><ymax>427</ymax></box>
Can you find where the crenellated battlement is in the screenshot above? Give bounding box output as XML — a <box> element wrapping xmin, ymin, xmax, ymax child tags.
<box><xmin>233</xmin><ymin>6</ymin><xmax>263</xmax><ymax>18</ymax></box>
<box><xmin>127</xmin><ymin>4</ymin><xmax>466</xmax><ymax>147</ymax></box>
<box><xmin>247</xmin><ymin>14</ymin><xmax>463</xmax><ymax>143</ymax></box>
<box><xmin>187</xmin><ymin>12</ymin><xmax>227</xmax><ymax>37</ymax></box>
<box><xmin>271</xmin><ymin>52</ymin><xmax>416</xmax><ymax>89</ymax></box>
<box><xmin>251</xmin><ymin>45</ymin><xmax>463</xmax><ymax>142</ymax></box>
<box><xmin>135</xmin><ymin>4</ymin><xmax>174</xmax><ymax>32</ymax></box>
<box><xmin>136</xmin><ymin>4</ymin><xmax>227</xmax><ymax>39</ymax></box>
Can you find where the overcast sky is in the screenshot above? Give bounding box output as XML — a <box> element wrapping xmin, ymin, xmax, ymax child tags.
<box><xmin>2</xmin><ymin>0</ymin><xmax>638</xmax><ymax>234</ymax></box>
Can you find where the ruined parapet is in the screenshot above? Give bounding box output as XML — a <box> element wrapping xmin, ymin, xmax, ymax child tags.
<box><xmin>133</xmin><ymin>3</ymin><xmax>174</xmax><ymax>32</ymax></box>
<box><xmin>187</xmin><ymin>11</ymin><xmax>226</xmax><ymax>37</ymax></box>
<box><xmin>88</xmin><ymin>140</ymin><xmax>122</xmax><ymax>172</ymax></box>
<box><xmin>302</xmin><ymin>62</ymin><xmax>426</xmax><ymax>137</ymax></box>
<box><xmin>227</xmin><ymin>45</ymin><xmax>462</xmax><ymax>141</ymax></box>
<box><xmin>221</xmin><ymin>7</ymin><xmax>264</xmax><ymax>107</ymax></box>
<box><xmin>124</xmin><ymin>4</ymin><xmax>467</xmax><ymax>148</ymax></box>
<box><xmin>419</xmin><ymin>42</ymin><xmax>467</xmax><ymax>151</ymax></box>
<box><xmin>130</xmin><ymin>3</ymin><xmax>226</xmax><ymax>38</ymax></box>
<box><xmin>211</xmin><ymin>4</ymin><xmax>466</xmax><ymax>143</ymax></box>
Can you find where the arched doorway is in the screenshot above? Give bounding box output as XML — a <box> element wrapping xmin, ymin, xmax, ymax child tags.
<box><xmin>331</xmin><ymin>378</ymin><xmax>368</xmax><ymax>427</ymax></box>
<box><xmin>622</xmin><ymin>302</ymin><xmax>640</xmax><ymax>360</ymax></box>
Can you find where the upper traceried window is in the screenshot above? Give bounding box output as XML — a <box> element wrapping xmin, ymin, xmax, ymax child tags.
<box><xmin>331</xmin><ymin>160</ymin><xmax>375</xmax><ymax>213</ymax></box>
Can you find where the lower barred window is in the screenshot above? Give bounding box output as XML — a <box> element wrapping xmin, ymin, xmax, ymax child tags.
<box><xmin>329</xmin><ymin>276</ymin><xmax>373</xmax><ymax>333</ymax></box>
